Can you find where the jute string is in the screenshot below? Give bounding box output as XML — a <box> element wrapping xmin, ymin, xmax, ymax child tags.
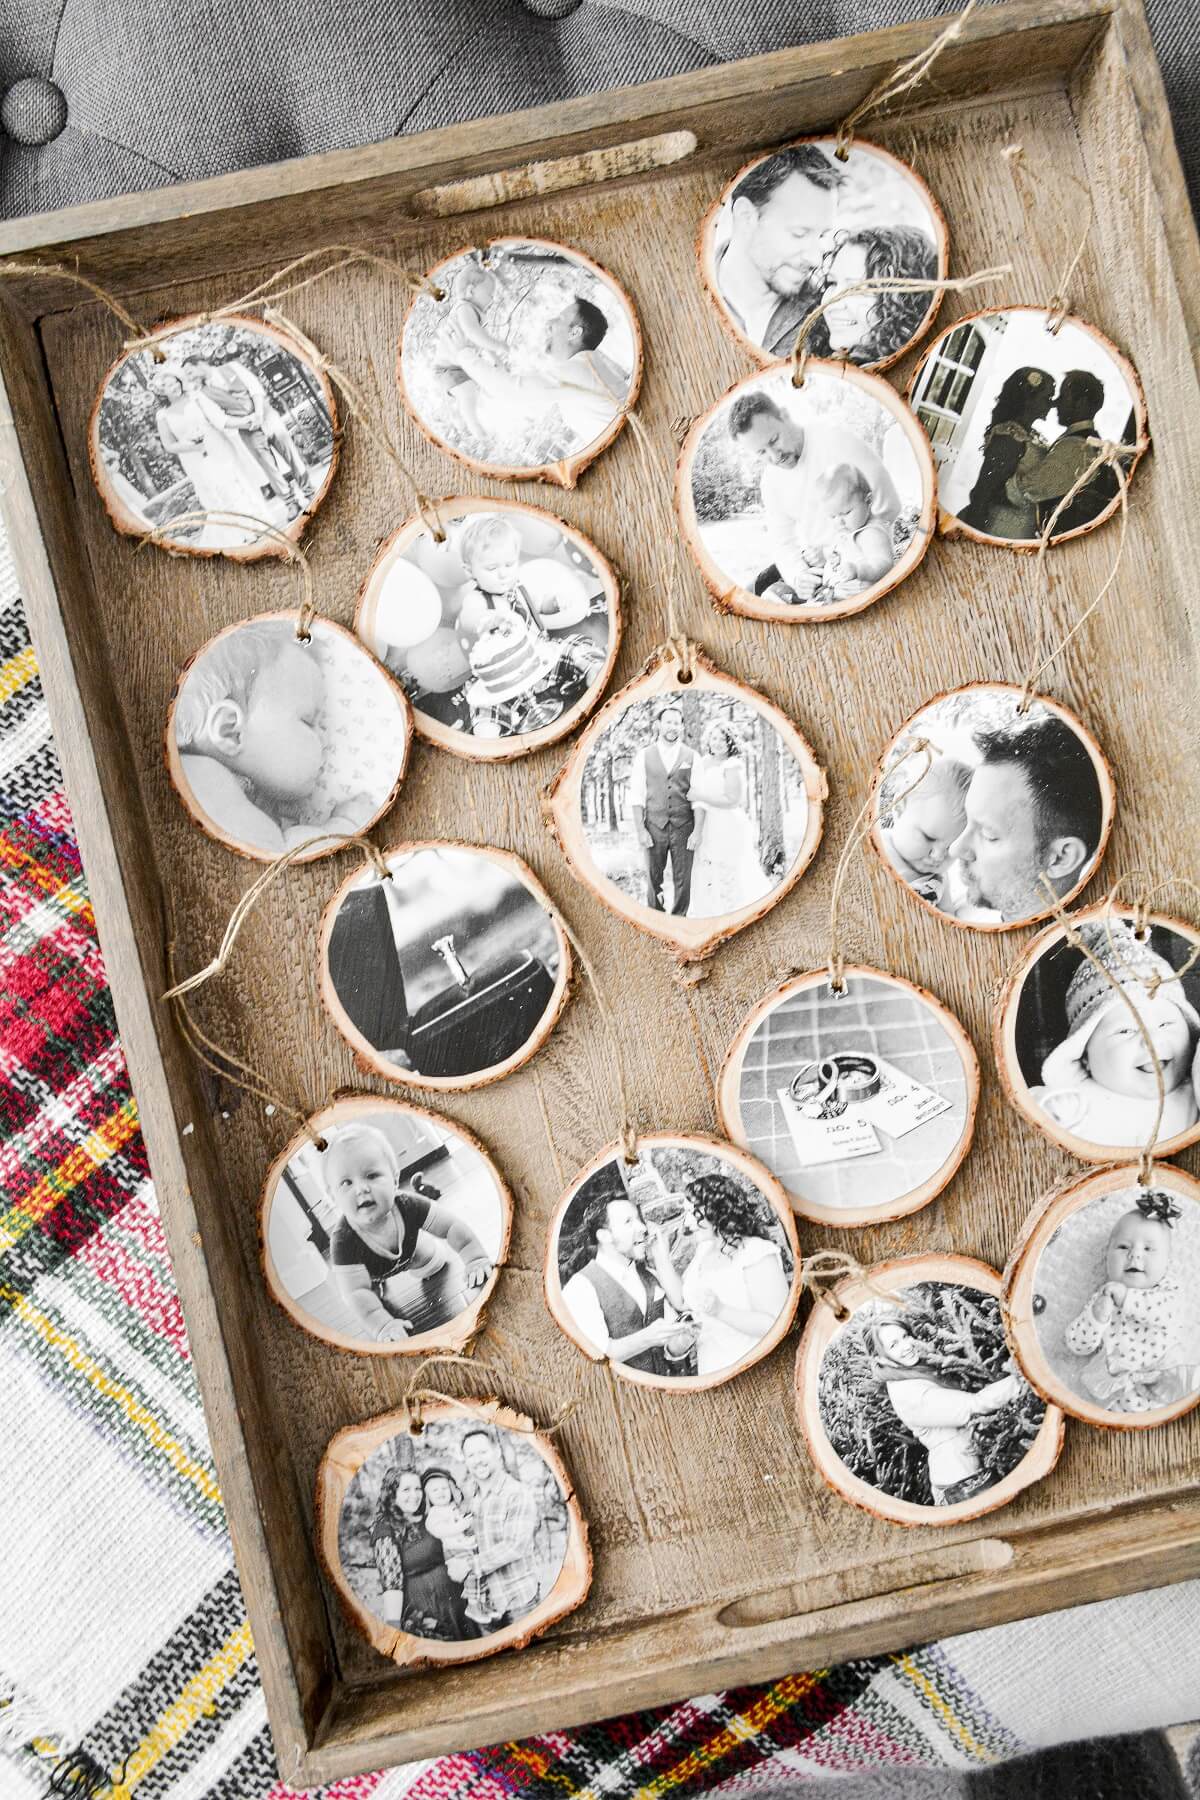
<box><xmin>400</xmin><ymin>1353</ymin><xmax>578</xmax><ymax>1436</ymax></box>
<box><xmin>827</xmin><ymin>739</ymin><xmax>932</xmax><ymax>992</ymax></box>
<box><xmin>799</xmin><ymin>1251</ymin><xmax>898</xmax><ymax>1322</ymax></box>
<box><xmin>1000</xmin><ymin>144</ymin><xmax>1094</xmax><ymax>331</ymax></box>
<box><xmin>1098</xmin><ymin>875</ymin><xmax>1200</xmax><ymax>994</ymax></box>
<box><xmin>834</xmin><ymin>0</ymin><xmax>977</xmax><ymax>159</ymax></box>
<box><xmin>790</xmin><ymin>265</ymin><xmax>1011</xmax><ymax>385</ymax></box>
<box><xmin>556</xmin><ymin>914</ymin><xmax>641</xmax><ymax>1164</ymax></box>
<box><xmin>137</xmin><ymin>510</ymin><xmax>317</xmax><ymax>628</ymax></box>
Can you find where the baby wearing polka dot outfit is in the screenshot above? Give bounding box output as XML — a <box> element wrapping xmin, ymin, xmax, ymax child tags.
<box><xmin>1063</xmin><ymin>1190</ymin><xmax>1182</xmax><ymax>1413</ymax></box>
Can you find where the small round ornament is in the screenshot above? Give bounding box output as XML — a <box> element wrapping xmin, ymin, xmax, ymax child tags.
<box><xmin>355</xmin><ymin>497</ymin><xmax>621</xmax><ymax>760</ymax></box>
<box><xmin>397</xmin><ymin>236</ymin><xmax>642</xmax><ymax>486</ymax></box>
<box><xmin>996</xmin><ymin>905</ymin><xmax>1200</xmax><ymax>1164</ymax></box>
<box><xmin>316</xmin><ymin>1397</ymin><xmax>591</xmax><ymax>1666</ymax></box>
<box><xmin>165</xmin><ymin>611</ymin><xmax>412</xmax><ymax>862</ymax></box>
<box><xmin>717</xmin><ymin>965</ymin><xmax>979</xmax><ymax>1228</ymax></box>
<box><xmin>907</xmin><ymin>306</ymin><xmax>1147</xmax><ymax>548</ymax></box>
<box><xmin>699</xmin><ymin>136</ymin><xmax>949</xmax><ymax>370</ymax></box>
<box><xmin>319</xmin><ymin>841</ymin><xmax>571</xmax><ymax>1091</ymax></box>
<box><xmin>676</xmin><ymin>362</ymin><xmax>936</xmax><ymax>623</ymax></box>
<box><xmin>1003</xmin><ymin>1163</ymin><xmax>1200</xmax><ymax>1430</ymax></box>
<box><xmin>545</xmin><ymin>643</ymin><xmax>826</xmax><ymax>960</ymax></box>
<box><xmin>545</xmin><ymin>1132</ymin><xmax>801</xmax><ymax>1392</ymax></box>
<box><xmin>796</xmin><ymin>1253</ymin><xmax>1064</xmax><ymax>1526</ymax></box>
<box><xmin>89</xmin><ymin>312</ymin><xmax>338</xmax><ymax>558</ymax></box>
<box><xmin>261</xmin><ymin>1094</ymin><xmax>513</xmax><ymax>1354</ymax></box>
<box><xmin>868</xmin><ymin>680</ymin><xmax>1115</xmax><ymax>931</ymax></box>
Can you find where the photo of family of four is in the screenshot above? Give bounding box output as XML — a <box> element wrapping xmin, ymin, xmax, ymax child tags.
<box><xmin>705</xmin><ymin>139</ymin><xmax>943</xmax><ymax>365</ymax></box>
<box><xmin>911</xmin><ymin>310</ymin><xmax>1142</xmax><ymax>542</ymax></box>
<box><xmin>875</xmin><ymin>688</ymin><xmax>1108</xmax><ymax>927</ymax></box>
<box><xmin>400</xmin><ymin>240</ymin><xmax>637</xmax><ymax>471</ymax></box>
<box><xmin>95</xmin><ymin>321</ymin><xmax>335</xmax><ymax>551</ymax></box>
<box><xmin>553</xmin><ymin>1143</ymin><xmax>795</xmax><ymax>1385</ymax></box>
<box><xmin>337</xmin><ymin>1419</ymin><xmax>570</xmax><ymax>1643</ymax></box>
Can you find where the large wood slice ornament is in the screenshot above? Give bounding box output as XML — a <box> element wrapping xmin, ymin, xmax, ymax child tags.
<box><xmin>1003</xmin><ymin>1163</ymin><xmax>1200</xmax><ymax>1431</ymax></box>
<box><xmin>796</xmin><ymin>1253</ymin><xmax>1064</xmax><ymax>1526</ymax></box>
<box><xmin>907</xmin><ymin>306</ymin><xmax>1147</xmax><ymax>548</ymax></box>
<box><xmin>397</xmin><ymin>236</ymin><xmax>642</xmax><ymax>486</ymax></box>
<box><xmin>545</xmin><ymin>1132</ymin><xmax>801</xmax><ymax>1392</ymax></box>
<box><xmin>699</xmin><ymin>136</ymin><xmax>949</xmax><ymax>370</ymax></box>
<box><xmin>717</xmin><ymin>966</ymin><xmax>979</xmax><ymax>1229</ymax></box>
<box><xmin>316</xmin><ymin>1397</ymin><xmax>590</xmax><ymax>1667</ymax></box>
<box><xmin>995</xmin><ymin>905</ymin><xmax>1200</xmax><ymax>1165</ymax></box>
<box><xmin>676</xmin><ymin>362</ymin><xmax>936</xmax><ymax>623</ymax></box>
<box><xmin>867</xmin><ymin>681</ymin><xmax>1115</xmax><ymax>931</ymax></box>
<box><xmin>165</xmin><ymin>611</ymin><xmax>412</xmax><ymax>862</ymax></box>
<box><xmin>261</xmin><ymin>1094</ymin><xmax>513</xmax><ymax>1354</ymax></box>
<box><xmin>89</xmin><ymin>312</ymin><xmax>338</xmax><ymax>558</ymax></box>
<box><xmin>355</xmin><ymin>496</ymin><xmax>621</xmax><ymax>760</ymax></box>
<box><xmin>545</xmin><ymin>645</ymin><xmax>825</xmax><ymax>959</ymax></box>
<box><xmin>319</xmin><ymin>841</ymin><xmax>572</xmax><ymax>1091</ymax></box>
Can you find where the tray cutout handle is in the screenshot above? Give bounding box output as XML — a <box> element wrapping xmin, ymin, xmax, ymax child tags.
<box><xmin>718</xmin><ymin>1536</ymin><xmax>1013</xmax><ymax>1629</ymax></box>
<box><xmin>411</xmin><ymin>130</ymin><xmax>698</xmax><ymax>217</ymax></box>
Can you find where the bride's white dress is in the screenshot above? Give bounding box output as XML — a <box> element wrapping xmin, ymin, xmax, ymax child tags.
<box><xmin>681</xmin><ymin>1235</ymin><xmax>785</xmax><ymax>1375</ymax></box>
<box><xmin>157</xmin><ymin>394</ymin><xmax>271</xmax><ymax>548</ymax></box>
<box><xmin>687</xmin><ymin>754</ymin><xmax>775</xmax><ymax>917</ymax></box>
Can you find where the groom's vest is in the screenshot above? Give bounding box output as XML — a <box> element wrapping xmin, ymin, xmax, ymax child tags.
<box><xmin>577</xmin><ymin>1259</ymin><xmax>669</xmax><ymax>1374</ymax></box>
<box><xmin>640</xmin><ymin>744</ymin><xmax>694</xmax><ymax>832</ymax></box>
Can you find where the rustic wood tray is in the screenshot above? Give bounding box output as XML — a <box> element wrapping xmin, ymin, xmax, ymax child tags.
<box><xmin>3</xmin><ymin>0</ymin><xmax>1199</xmax><ymax>1784</ymax></box>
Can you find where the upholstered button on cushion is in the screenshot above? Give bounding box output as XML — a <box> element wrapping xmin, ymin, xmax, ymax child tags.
<box><xmin>1</xmin><ymin>75</ymin><xmax>68</xmax><ymax>146</ymax></box>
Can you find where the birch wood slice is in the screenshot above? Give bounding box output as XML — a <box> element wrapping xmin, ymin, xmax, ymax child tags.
<box><xmin>796</xmin><ymin>1252</ymin><xmax>1064</xmax><ymax>1527</ymax></box>
<box><xmin>717</xmin><ymin>965</ymin><xmax>979</xmax><ymax>1229</ymax></box>
<box><xmin>260</xmin><ymin>1093</ymin><xmax>513</xmax><ymax>1355</ymax></box>
<box><xmin>354</xmin><ymin>495</ymin><xmax>622</xmax><ymax>761</ymax></box>
<box><xmin>88</xmin><ymin>311</ymin><xmax>338</xmax><ymax>560</ymax></box>
<box><xmin>697</xmin><ymin>135</ymin><xmax>949</xmax><ymax>372</ymax></box>
<box><xmin>545</xmin><ymin>1130</ymin><xmax>801</xmax><ymax>1393</ymax></box>
<box><xmin>164</xmin><ymin>611</ymin><xmax>413</xmax><ymax>863</ymax></box>
<box><xmin>396</xmin><ymin>236</ymin><xmax>642</xmax><ymax>487</ymax></box>
<box><xmin>316</xmin><ymin>1396</ymin><xmax>591</xmax><ymax>1669</ymax></box>
<box><xmin>906</xmin><ymin>306</ymin><xmax>1148</xmax><ymax>550</ymax></box>
<box><xmin>544</xmin><ymin>643</ymin><xmax>826</xmax><ymax>960</ymax></box>
<box><xmin>318</xmin><ymin>840</ymin><xmax>572</xmax><ymax>1092</ymax></box>
<box><xmin>675</xmin><ymin>360</ymin><xmax>936</xmax><ymax>624</ymax></box>
<box><xmin>866</xmin><ymin>680</ymin><xmax>1116</xmax><ymax>933</ymax></box>
<box><xmin>995</xmin><ymin>905</ymin><xmax>1200</xmax><ymax>1166</ymax></box>
<box><xmin>1003</xmin><ymin>1162</ymin><xmax>1200</xmax><ymax>1432</ymax></box>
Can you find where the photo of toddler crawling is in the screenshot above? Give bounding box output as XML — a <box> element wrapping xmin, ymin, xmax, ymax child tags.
<box><xmin>1062</xmin><ymin>1190</ymin><xmax>1194</xmax><ymax>1414</ymax></box>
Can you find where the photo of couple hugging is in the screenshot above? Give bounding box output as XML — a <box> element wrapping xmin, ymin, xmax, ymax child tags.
<box><xmin>337</xmin><ymin>1419</ymin><xmax>570</xmax><ymax>1644</ymax></box>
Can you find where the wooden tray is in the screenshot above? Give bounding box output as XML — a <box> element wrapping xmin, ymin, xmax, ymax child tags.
<box><xmin>3</xmin><ymin>0</ymin><xmax>1199</xmax><ymax>1783</ymax></box>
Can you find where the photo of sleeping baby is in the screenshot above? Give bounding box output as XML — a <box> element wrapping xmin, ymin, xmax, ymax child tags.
<box><xmin>170</xmin><ymin>617</ymin><xmax>410</xmax><ymax>858</ymax></box>
<box><xmin>264</xmin><ymin>1106</ymin><xmax>506</xmax><ymax>1350</ymax></box>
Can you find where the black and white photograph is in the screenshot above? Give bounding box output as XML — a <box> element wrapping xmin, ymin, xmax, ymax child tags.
<box><xmin>908</xmin><ymin>307</ymin><xmax>1146</xmax><ymax>544</ymax></box>
<box><xmin>355</xmin><ymin>500</ymin><xmax>619</xmax><ymax>757</ymax></box>
<box><xmin>700</xmin><ymin>137</ymin><xmax>947</xmax><ymax>367</ymax></box>
<box><xmin>398</xmin><ymin>237</ymin><xmax>640</xmax><ymax>478</ymax></box>
<box><xmin>548</xmin><ymin>1137</ymin><xmax>799</xmax><ymax>1389</ymax></box>
<box><xmin>262</xmin><ymin>1099</ymin><xmax>510</xmax><ymax>1353</ymax></box>
<box><xmin>720</xmin><ymin>968</ymin><xmax>978</xmax><ymax>1227</ymax></box>
<box><xmin>1001</xmin><ymin>912</ymin><xmax>1200</xmax><ymax>1160</ymax></box>
<box><xmin>871</xmin><ymin>684</ymin><xmax>1113</xmax><ymax>929</ymax></box>
<box><xmin>678</xmin><ymin>365</ymin><xmax>934</xmax><ymax>621</ymax></box>
<box><xmin>90</xmin><ymin>314</ymin><xmax>337</xmax><ymax>554</ymax></box>
<box><xmin>167</xmin><ymin>614</ymin><xmax>412</xmax><ymax>860</ymax></box>
<box><xmin>320</xmin><ymin>844</ymin><xmax>570</xmax><ymax>1088</ymax></box>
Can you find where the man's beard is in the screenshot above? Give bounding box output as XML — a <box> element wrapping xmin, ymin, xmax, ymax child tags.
<box><xmin>766</xmin><ymin>263</ymin><xmax>818</xmax><ymax>299</ymax></box>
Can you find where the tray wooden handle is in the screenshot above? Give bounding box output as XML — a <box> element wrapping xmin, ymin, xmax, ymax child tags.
<box><xmin>411</xmin><ymin>131</ymin><xmax>698</xmax><ymax>216</ymax></box>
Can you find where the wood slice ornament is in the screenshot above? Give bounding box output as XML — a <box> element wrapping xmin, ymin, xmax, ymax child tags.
<box><xmin>166</xmin><ymin>611</ymin><xmax>412</xmax><ymax>862</ymax></box>
<box><xmin>995</xmin><ymin>905</ymin><xmax>1200</xmax><ymax>1165</ymax></box>
<box><xmin>545</xmin><ymin>644</ymin><xmax>825</xmax><ymax>960</ymax></box>
<box><xmin>261</xmin><ymin>1094</ymin><xmax>513</xmax><ymax>1354</ymax></box>
<box><xmin>717</xmin><ymin>965</ymin><xmax>979</xmax><ymax>1229</ymax></box>
<box><xmin>699</xmin><ymin>136</ymin><xmax>949</xmax><ymax>371</ymax></box>
<box><xmin>676</xmin><ymin>361</ymin><xmax>936</xmax><ymax>623</ymax></box>
<box><xmin>355</xmin><ymin>496</ymin><xmax>621</xmax><ymax>760</ymax></box>
<box><xmin>316</xmin><ymin>1397</ymin><xmax>591</xmax><ymax>1668</ymax></box>
<box><xmin>868</xmin><ymin>681</ymin><xmax>1115</xmax><ymax>931</ymax></box>
<box><xmin>796</xmin><ymin>1253</ymin><xmax>1064</xmax><ymax>1527</ymax></box>
<box><xmin>545</xmin><ymin>1131</ymin><xmax>801</xmax><ymax>1392</ymax></box>
<box><xmin>89</xmin><ymin>311</ymin><xmax>338</xmax><ymax>559</ymax></box>
<box><xmin>319</xmin><ymin>840</ymin><xmax>572</xmax><ymax>1091</ymax></box>
<box><xmin>1003</xmin><ymin>1163</ymin><xmax>1200</xmax><ymax>1431</ymax></box>
<box><xmin>397</xmin><ymin>236</ymin><xmax>642</xmax><ymax>486</ymax></box>
<box><xmin>907</xmin><ymin>306</ymin><xmax>1147</xmax><ymax>549</ymax></box>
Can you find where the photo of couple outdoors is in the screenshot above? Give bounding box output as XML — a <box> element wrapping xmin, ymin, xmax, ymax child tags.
<box><xmin>554</xmin><ymin>1143</ymin><xmax>796</xmax><ymax>1384</ymax></box>
<box><xmin>95</xmin><ymin>321</ymin><xmax>335</xmax><ymax>550</ymax></box>
<box><xmin>337</xmin><ymin>1420</ymin><xmax>569</xmax><ymax>1643</ymax></box>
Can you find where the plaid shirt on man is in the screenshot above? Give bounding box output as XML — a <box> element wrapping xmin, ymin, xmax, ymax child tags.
<box><xmin>473</xmin><ymin>1470</ymin><xmax>541</xmax><ymax>1619</ymax></box>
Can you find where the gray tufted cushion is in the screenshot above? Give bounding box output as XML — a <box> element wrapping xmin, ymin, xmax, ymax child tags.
<box><xmin>0</xmin><ymin>0</ymin><xmax>1196</xmax><ymax>222</ymax></box>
